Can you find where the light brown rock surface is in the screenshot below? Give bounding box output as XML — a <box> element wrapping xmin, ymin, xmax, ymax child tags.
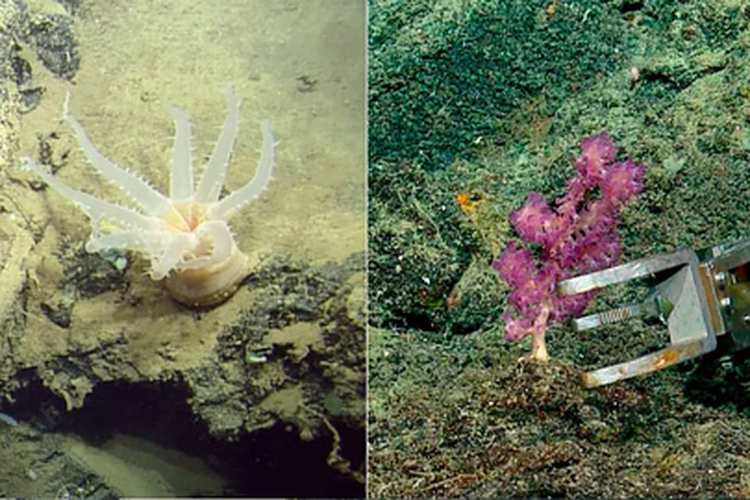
<box><xmin>0</xmin><ymin>0</ymin><xmax>365</xmax><ymax>496</ymax></box>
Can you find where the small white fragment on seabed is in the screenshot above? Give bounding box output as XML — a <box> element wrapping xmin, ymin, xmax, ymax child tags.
<box><xmin>0</xmin><ymin>412</ymin><xmax>19</xmax><ymax>426</ymax></box>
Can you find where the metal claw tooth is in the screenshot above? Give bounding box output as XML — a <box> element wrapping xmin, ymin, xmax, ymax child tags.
<box><xmin>575</xmin><ymin>304</ymin><xmax>638</xmax><ymax>331</ymax></box>
<box><xmin>574</xmin><ymin>299</ymin><xmax>659</xmax><ymax>331</ymax></box>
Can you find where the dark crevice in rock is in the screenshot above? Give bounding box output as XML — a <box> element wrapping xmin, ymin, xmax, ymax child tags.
<box><xmin>1</xmin><ymin>377</ymin><xmax>364</xmax><ymax>497</ymax></box>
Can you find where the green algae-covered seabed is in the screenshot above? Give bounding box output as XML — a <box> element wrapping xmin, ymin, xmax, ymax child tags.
<box><xmin>0</xmin><ymin>0</ymin><xmax>365</xmax><ymax>497</ymax></box>
<box><xmin>369</xmin><ymin>0</ymin><xmax>750</xmax><ymax>497</ymax></box>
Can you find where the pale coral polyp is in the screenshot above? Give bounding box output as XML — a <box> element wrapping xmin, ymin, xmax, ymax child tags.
<box><xmin>22</xmin><ymin>86</ymin><xmax>276</xmax><ymax>307</ymax></box>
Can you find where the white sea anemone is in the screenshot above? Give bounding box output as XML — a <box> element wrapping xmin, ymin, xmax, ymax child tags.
<box><xmin>22</xmin><ymin>85</ymin><xmax>276</xmax><ymax>307</ymax></box>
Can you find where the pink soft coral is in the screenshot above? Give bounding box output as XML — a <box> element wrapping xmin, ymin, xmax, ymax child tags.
<box><xmin>493</xmin><ymin>133</ymin><xmax>644</xmax><ymax>361</ymax></box>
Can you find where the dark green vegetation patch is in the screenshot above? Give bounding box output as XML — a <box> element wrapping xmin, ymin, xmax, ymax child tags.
<box><xmin>369</xmin><ymin>0</ymin><xmax>630</xmax><ymax>171</ymax></box>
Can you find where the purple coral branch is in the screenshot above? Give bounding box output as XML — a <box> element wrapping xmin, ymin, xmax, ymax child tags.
<box><xmin>493</xmin><ymin>133</ymin><xmax>644</xmax><ymax>361</ymax></box>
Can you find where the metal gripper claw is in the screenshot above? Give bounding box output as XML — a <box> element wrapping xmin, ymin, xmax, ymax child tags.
<box><xmin>557</xmin><ymin>247</ymin><xmax>724</xmax><ymax>388</ymax></box>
